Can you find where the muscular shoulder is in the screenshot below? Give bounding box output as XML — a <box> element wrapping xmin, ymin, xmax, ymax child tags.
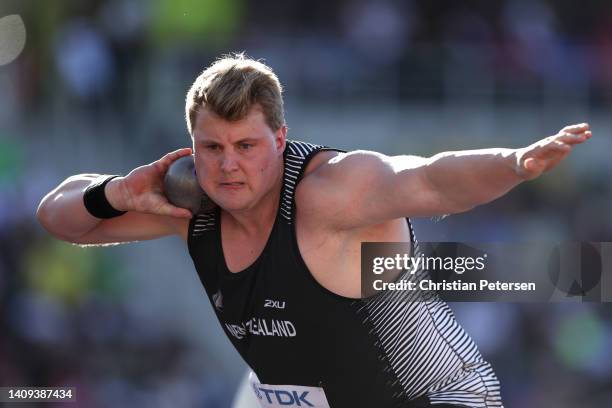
<box><xmin>295</xmin><ymin>150</ymin><xmax>335</xmax><ymax>212</ymax></box>
<box><xmin>296</xmin><ymin>150</ymin><xmax>390</xmax><ymax>227</ymax></box>
<box><xmin>301</xmin><ymin>149</ymin><xmax>341</xmax><ymax>179</ymax></box>
<box><xmin>301</xmin><ymin>150</ymin><xmax>392</xmax><ymax>188</ymax></box>
<box><xmin>296</xmin><ymin>149</ymin><xmax>342</xmax><ymax>202</ymax></box>
<box><xmin>295</xmin><ymin>149</ymin><xmax>370</xmax><ymax>232</ymax></box>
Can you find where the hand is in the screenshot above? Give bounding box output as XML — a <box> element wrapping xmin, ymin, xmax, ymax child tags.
<box><xmin>515</xmin><ymin>123</ymin><xmax>592</xmax><ymax>180</ymax></box>
<box><xmin>107</xmin><ymin>147</ymin><xmax>195</xmax><ymax>218</ymax></box>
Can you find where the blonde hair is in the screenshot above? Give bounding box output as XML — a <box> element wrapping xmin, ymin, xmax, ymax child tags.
<box><xmin>185</xmin><ymin>52</ymin><xmax>285</xmax><ymax>136</ymax></box>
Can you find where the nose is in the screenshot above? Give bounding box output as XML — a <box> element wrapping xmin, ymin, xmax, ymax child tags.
<box><xmin>220</xmin><ymin>152</ymin><xmax>239</xmax><ymax>172</ymax></box>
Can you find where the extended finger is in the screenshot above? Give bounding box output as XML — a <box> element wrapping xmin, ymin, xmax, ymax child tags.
<box><xmin>554</xmin><ymin>131</ymin><xmax>591</xmax><ymax>145</ymax></box>
<box><xmin>561</xmin><ymin>123</ymin><xmax>590</xmax><ymax>134</ymax></box>
<box><xmin>533</xmin><ymin>141</ymin><xmax>571</xmax><ymax>158</ymax></box>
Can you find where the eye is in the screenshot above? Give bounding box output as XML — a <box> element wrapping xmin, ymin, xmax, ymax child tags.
<box><xmin>238</xmin><ymin>142</ymin><xmax>253</xmax><ymax>151</ymax></box>
<box><xmin>205</xmin><ymin>144</ymin><xmax>220</xmax><ymax>151</ymax></box>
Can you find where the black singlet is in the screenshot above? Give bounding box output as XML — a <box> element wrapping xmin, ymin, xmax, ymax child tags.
<box><xmin>187</xmin><ymin>140</ymin><xmax>503</xmax><ymax>408</ymax></box>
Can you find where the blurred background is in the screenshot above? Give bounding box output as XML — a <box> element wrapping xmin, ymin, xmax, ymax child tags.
<box><xmin>1</xmin><ymin>0</ymin><xmax>611</xmax><ymax>407</ymax></box>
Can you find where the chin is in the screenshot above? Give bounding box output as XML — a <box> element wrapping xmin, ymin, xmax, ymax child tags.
<box><xmin>213</xmin><ymin>197</ymin><xmax>251</xmax><ymax>212</ymax></box>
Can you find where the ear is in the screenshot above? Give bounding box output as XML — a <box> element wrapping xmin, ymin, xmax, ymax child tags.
<box><xmin>275</xmin><ymin>125</ymin><xmax>287</xmax><ymax>154</ymax></box>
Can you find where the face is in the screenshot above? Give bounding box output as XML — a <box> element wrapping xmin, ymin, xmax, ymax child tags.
<box><xmin>191</xmin><ymin>106</ymin><xmax>286</xmax><ymax>213</ymax></box>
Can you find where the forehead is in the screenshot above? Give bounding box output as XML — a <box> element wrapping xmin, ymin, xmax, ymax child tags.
<box><xmin>193</xmin><ymin>107</ymin><xmax>271</xmax><ymax>142</ymax></box>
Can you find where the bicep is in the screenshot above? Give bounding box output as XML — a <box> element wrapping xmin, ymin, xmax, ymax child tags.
<box><xmin>299</xmin><ymin>150</ymin><xmax>448</xmax><ymax>229</ymax></box>
<box><xmin>68</xmin><ymin>211</ymin><xmax>189</xmax><ymax>246</ymax></box>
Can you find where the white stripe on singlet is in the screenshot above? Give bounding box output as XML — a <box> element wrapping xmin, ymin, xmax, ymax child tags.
<box><xmin>358</xmin><ymin>227</ymin><xmax>503</xmax><ymax>407</ymax></box>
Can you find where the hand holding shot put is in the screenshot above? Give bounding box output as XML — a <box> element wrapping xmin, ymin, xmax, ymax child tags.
<box><xmin>36</xmin><ymin>53</ymin><xmax>593</xmax><ymax>408</ymax></box>
<box><xmin>36</xmin><ymin>147</ymin><xmax>199</xmax><ymax>244</ymax></box>
<box><xmin>111</xmin><ymin>147</ymin><xmax>197</xmax><ymax>218</ymax></box>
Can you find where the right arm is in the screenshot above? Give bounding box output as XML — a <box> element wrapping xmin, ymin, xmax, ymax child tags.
<box><xmin>36</xmin><ymin>148</ymin><xmax>194</xmax><ymax>246</ymax></box>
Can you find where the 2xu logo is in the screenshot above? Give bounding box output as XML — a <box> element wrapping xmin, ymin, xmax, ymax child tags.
<box><xmin>264</xmin><ymin>299</ymin><xmax>286</xmax><ymax>309</ymax></box>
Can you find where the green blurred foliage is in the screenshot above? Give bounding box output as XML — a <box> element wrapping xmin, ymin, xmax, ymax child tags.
<box><xmin>23</xmin><ymin>239</ymin><xmax>127</xmax><ymax>306</ymax></box>
<box><xmin>150</xmin><ymin>0</ymin><xmax>245</xmax><ymax>45</ymax></box>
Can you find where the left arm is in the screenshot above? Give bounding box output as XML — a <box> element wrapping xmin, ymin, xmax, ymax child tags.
<box><xmin>298</xmin><ymin>123</ymin><xmax>591</xmax><ymax>230</ymax></box>
<box><xmin>423</xmin><ymin>123</ymin><xmax>592</xmax><ymax>211</ymax></box>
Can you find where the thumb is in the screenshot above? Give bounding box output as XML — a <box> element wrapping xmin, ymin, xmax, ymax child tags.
<box><xmin>522</xmin><ymin>158</ymin><xmax>545</xmax><ymax>179</ymax></box>
<box><xmin>169</xmin><ymin>205</ymin><xmax>194</xmax><ymax>218</ymax></box>
<box><xmin>156</xmin><ymin>201</ymin><xmax>193</xmax><ymax>218</ymax></box>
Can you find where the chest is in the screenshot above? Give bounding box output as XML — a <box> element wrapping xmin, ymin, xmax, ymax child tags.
<box><xmin>221</xmin><ymin>224</ymin><xmax>273</xmax><ymax>273</ymax></box>
<box><xmin>218</xmin><ymin>215</ymin><xmax>412</xmax><ymax>298</ymax></box>
<box><xmin>221</xmin><ymin>237</ymin><xmax>265</xmax><ymax>273</ymax></box>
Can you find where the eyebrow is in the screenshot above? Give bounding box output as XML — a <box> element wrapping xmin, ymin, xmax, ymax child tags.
<box><xmin>196</xmin><ymin>136</ymin><xmax>259</xmax><ymax>145</ymax></box>
<box><xmin>234</xmin><ymin>137</ymin><xmax>258</xmax><ymax>143</ymax></box>
<box><xmin>195</xmin><ymin>139</ymin><xmax>217</xmax><ymax>146</ymax></box>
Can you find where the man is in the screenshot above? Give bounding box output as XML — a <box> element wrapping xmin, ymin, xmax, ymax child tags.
<box><xmin>37</xmin><ymin>53</ymin><xmax>591</xmax><ymax>408</ymax></box>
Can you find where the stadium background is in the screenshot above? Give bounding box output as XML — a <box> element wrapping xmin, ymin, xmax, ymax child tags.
<box><xmin>0</xmin><ymin>0</ymin><xmax>611</xmax><ymax>407</ymax></box>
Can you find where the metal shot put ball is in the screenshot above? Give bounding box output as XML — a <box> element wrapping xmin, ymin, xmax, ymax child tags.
<box><xmin>164</xmin><ymin>156</ymin><xmax>215</xmax><ymax>214</ymax></box>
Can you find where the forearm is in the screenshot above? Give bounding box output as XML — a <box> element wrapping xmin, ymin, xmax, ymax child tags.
<box><xmin>424</xmin><ymin>148</ymin><xmax>522</xmax><ymax>211</ymax></box>
<box><xmin>36</xmin><ymin>174</ymin><xmax>126</xmax><ymax>240</ymax></box>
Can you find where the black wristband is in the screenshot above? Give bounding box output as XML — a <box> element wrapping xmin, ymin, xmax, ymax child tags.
<box><xmin>83</xmin><ymin>175</ymin><xmax>127</xmax><ymax>219</ymax></box>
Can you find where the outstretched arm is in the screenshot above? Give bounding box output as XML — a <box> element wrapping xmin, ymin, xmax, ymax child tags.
<box><xmin>423</xmin><ymin>123</ymin><xmax>591</xmax><ymax>211</ymax></box>
<box><xmin>299</xmin><ymin>123</ymin><xmax>591</xmax><ymax>229</ymax></box>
